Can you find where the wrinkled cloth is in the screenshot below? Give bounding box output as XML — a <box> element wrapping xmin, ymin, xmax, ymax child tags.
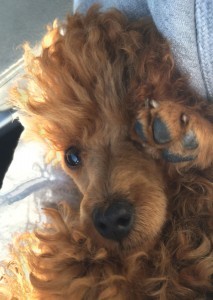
<box><xmin>0</xmin><ymin>141</ymin><xmax>80</xmax><ymax>259</ymax></box>
<box><xmin>74</xmin><ymin>0</ymin><xmax>213</xmax><ymax>101</ymax></box>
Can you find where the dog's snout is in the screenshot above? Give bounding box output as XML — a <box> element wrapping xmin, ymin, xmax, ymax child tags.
<box><xmin>92</xmin><ymin>200</ymin><xmax>134</xmax><ymax>241</ymax></box>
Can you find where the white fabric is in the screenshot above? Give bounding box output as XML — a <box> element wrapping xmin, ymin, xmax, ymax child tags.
<box><xmin>0</xmin><ymin>140</ymin><xmax>80</xmax><ymax>260</ymax></box>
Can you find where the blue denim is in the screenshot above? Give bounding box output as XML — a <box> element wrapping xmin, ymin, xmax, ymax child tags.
<box><xmin>74</xmin><ymin>0</ymin><xmax>213</xmax><ymax>101</ymax></box>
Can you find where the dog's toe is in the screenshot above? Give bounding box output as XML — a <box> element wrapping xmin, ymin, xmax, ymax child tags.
<box><xmin>153</xmin><ymin>116</ymin><xmax>172</xmax><ymax>144</ymax></box>
<box><xmin>182</xmin><ymin>130</ymin><xmax>198</xmax><ymax>150</ymax></box>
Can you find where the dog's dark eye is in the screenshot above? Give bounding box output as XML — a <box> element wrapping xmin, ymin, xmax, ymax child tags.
<box><xmin>65</xmin><ymin>146</ymin><xmax>81</xmax><ymax>168</ymax></box>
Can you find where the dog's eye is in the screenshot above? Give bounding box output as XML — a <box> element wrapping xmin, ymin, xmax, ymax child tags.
<box><xmin>65</xmin><ymin>146</ymin><xmax>81</xmax><ymax>168</ymax></box>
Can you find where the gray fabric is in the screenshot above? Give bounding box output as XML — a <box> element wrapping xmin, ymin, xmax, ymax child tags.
<box><xmin>196</xmin><ymin>0</ymin><xmax>213</xmax><ymax>100</ymax></box>
<box><xmin>73</xmin><ymin>0</ymin><xmax>150</xmax><ymax>19</ymax></box>
<box><xmin>147</xmin><ymin>0</ymin><xmax>206</xmax><ymax>99</ymax></box>
<box><xmin>74</xmin><ymin>0</ymin><xmax>213</xmax><ymax>101</ymax></box>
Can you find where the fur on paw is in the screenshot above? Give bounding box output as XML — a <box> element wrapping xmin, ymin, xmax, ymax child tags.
<box><xmin>132</xmin><ymin>99</ymin><xmax>213</xmax><ymax>168</ymax></box>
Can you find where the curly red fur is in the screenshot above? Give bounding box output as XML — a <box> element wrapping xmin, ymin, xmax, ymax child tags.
<box><xmin>1</xmin><ymin>5</ymin><xmax>213</xmax><ymax>300</ymax></box>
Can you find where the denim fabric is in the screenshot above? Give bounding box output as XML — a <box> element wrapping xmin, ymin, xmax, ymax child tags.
<box><xmin>196</xmin><ymin>0</ymin><xmax>213</xmax><ymax>100</ymax></box>
<box><xmin>74</xmin><ymin>0</ymin><xmax>213</xmax><ymax>101</ymax></box>
<box><xmin>73</xmin><ymin>0</ymin><xmax>150</xmax><ymax>19</ymax></box>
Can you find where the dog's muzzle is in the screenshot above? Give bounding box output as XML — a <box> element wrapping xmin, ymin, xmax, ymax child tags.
<box><xmin>92</xmin><ymin>200</ymin><xmax>134</xmax><ymax>241</ymax></box>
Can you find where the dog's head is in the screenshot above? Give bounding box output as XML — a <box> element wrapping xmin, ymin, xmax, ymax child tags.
<box><xmin>13</xmin><ymin>6</ymin><xmax>171</xmax><ymax>253</ymax></box>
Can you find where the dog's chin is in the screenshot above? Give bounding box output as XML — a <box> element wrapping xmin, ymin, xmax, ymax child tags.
<box><xmin>81</xmin><ymin>220</ymin><xmax>159</xmax><ymax>255</ymax></box>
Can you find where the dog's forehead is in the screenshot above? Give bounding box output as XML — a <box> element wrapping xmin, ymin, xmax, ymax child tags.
<box><xmin>89</xmin><ymin>116</ymin><xmax>129</xmax><ymax>143</ymax></box>
<box><xmin>24</xmin><ymin>8</ymin><xmax>140</xmax><ymax>151</ymax></box>
<box><xmin>72</xmin><ymin>106</ymin><xmax>130</xmax><ymax>147</ymax></box>
<box><xmin>34</xmin><ymin>72</ymin><xmax>132</xmax><ymax>151</ymax></box>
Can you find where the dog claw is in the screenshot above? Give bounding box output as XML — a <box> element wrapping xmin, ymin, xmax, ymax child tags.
<box><xmin>149</xmin><ymin>99</ymin><xmax>159</xmax><ymax>109</ymax></box>
<box><xmin>182</xmin><ymin>130</ymin><xmax>198</xmax><ymax>150</ymax></box>
<box><xmin>153</xmin><ymin>117</ymin><xmax>171</xmax><ymax>144</ymax></box>
<box><xmin>162</xmin><ymin>149</ymin><xmax>196</xmax><ymax>163</ymax></box>
<box><xmin>181</xmin><ymin>113</ymin><xmax>189</xmax><ymax>125</ymax></box>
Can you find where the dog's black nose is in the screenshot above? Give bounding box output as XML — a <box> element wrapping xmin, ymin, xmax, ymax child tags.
<box><xmin>92</xmin><ymin>200</ymin><xmax>134</xmax><ymax>241</ymax></box>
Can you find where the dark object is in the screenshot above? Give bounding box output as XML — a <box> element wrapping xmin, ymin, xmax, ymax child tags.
<box><xmin>0</xmin><ymin>116</ymin><xmax>23</xmax><ymax>188</ymax></box>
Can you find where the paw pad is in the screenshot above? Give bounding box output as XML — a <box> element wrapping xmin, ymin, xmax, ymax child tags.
<box><xmin>153</xmin><ymin>117</ymin><xmax>171</xmax><ymax>144</ymax></box>
<box><xmin>182</xmin><ymin>130</ymin><xmax>198</xmax><ymax>150</ymax></box>
<box><xmin>162</xmin><ymin>149</ymin><xmax>196</xmax><ymax>163</ymax></box>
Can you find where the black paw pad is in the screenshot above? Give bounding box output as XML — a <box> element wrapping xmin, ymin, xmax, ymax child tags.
<box><xmin>153</xmin><ymin>117</ymin><xmax>171</xmax><ymax>144</ymax></box>
<box><xmin>162</xmin><ymin>149</ymin><xmax>196</xmax><ymax>163</ymax></box>
<box><xmin>182</xmin><ymin>130</ymin><xmax>198</xmax><ymax>150</ymax></box>
<box><xmin>134</xmin><ymin>121</ymin><xmax>147</xmax><ymax>142</ymax></box>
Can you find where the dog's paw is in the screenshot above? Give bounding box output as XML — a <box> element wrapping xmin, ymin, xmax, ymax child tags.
<box><xmin>133</xmin><ymin>99</ymin><xmax>213</xmax><ymax>168</ymax></box>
